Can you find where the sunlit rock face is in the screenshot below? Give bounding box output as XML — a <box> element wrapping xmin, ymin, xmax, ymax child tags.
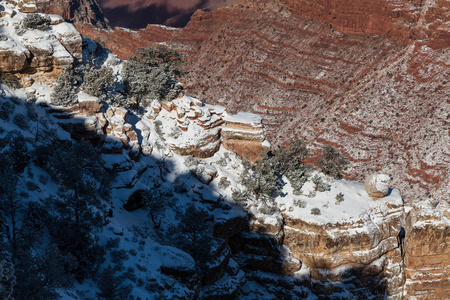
<box><xmin>74</xmin><ymin>0</ymin><xmax>449</xmax><ymax>204</ymax></box>
<box><xmin>365</xmin><ymin>173</ymin><xmax>391</xmax><ymax>199</ymax></box>
<box><xmin>404</xmin><ymin>200</ymin><xmax>450</xmax><ymax>300</ymax></box>
<box><xmin>0</xmin><ymin>2</ymin><xmax>82</xmax><ymax>76</ymax></box>
<box><xmin>35</xmin><ymin>0</ymin><xmax>109</xmax><ymax>28</ymax></box>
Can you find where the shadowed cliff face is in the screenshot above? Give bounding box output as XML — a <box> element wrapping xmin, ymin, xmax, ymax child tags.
<box><xmin>96</xmin><ymin>0</ymin><xmax>234</xmax><ymax>28</ymax></box>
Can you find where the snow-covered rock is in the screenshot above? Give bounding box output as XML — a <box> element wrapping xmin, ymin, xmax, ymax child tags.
<box><xmin>365</xmin><ymin>173</ymin><xmax>391</xmax><ymax>199</ymax></box>
<box><xmin>0</xmin><ymin>2</ymin><xmax>81</xmax><ymax>74</ymax></box>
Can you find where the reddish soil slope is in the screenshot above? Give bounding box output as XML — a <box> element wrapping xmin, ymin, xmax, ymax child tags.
<box><xmin>74</xmin><ymin>0</ymin><xmax>450</xmax><ymax>202</ymax></box>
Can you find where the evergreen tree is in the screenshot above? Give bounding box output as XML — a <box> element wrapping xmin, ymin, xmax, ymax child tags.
<box><xmin>122</xmin><ymin>45</ymin><xmax>183</xmax><ymax>107</ymax></box>
<box><xmin>96</xmin><ymin>265</ymin><xmax>132</xmax><ymax>300</ymax></box>
<box><xmin>318</xmin><ymin>145</ymin><xmax>349</xmax><ymax>179</ymax></box>
<box><xmin>0</xmin><ymin>260</ymin><xmax>15</xmax><ymax>300</ymax></box>
<box><xmin>50</xmin><ymin>67</ymin><xmax>81</xmax><ymax>106</ymax></box>
<box><xmin>81</xmin><ymin>66</ymin><xmax>115</xmax><ymax>97</ymax></box>
<box><xmin>167</xmin><ymin>204</ymin><xmax>213</xmax><ymax>268</ymax></box>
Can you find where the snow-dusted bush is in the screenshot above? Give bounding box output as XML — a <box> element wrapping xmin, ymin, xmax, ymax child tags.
<box><xmin>25</xmin><ymin>103</ymin><xmax>38</xmax><ymax>121</ymax></box>
<box><xmin>50</xmin><ymin>67</ymin><xmax>82</xmax><ymax>106</ymax></box>
<box><xmin>109</xmin><ymin>92</ymin><xmax>128</xmax><ymax>108</ymax></box>
<box><xmin>286</xmin><ymin>168</ymin><xmax>308</xmax><ymax>194</ymax></box>
<box><xmin>0</xmin><ymin>101</ymin><xmax>14</xmax><ymax>121</ymax></box>
<box><xmin>173</xmin><ymin>177</ymin><xmax>187</xmax><ymax>194</ymax></box>
<box><xmin>22</xmin><ymin>13</ymin><xmax>51</xmax><ymax>31</ymax></box>
<box><xmin>335</xmin><ymin>192</ymin><xmax>344</xmax><ymax>205</ymax></box>
<box><xmin>84</xmin><ymin>68</ymin><xmax>113</xmax><ymax>96</ymax></box>
<box><xmin>311</xmin><ymin>207</ymin><xmax>321</xmax><ymax>215</ymax></box>
<box><xmin>318</xmin><ymin>145</ymin><xmax>349</xmax><ymax>179</ymax></box>
<box><xmin>96</xmin><ymin>265</ymin><xmax>132</xmax><ymax>300</ymax></box>
<box><xmin>232</xmin><ymin>190</ymin><xmax>247</xmax><ymax>206</ymax></box>
<box><xmin>122</xmin><ymin>45</ymin><xmax>183</xmax><ymax>107</ymax></box>
<box><xmin>241</xmin><ymin>158</ymin><xmax>280</xmax><ymax>202</ymax></box>
<box><xmin>26</xmin><ymin>181</ymin><xmax>39</xmax><ymax>191</ymax></box>
<box><xmin>258</xmin><ymin>203</ymin><xmax>278</xmax><ymax>215</ymax></box>
<box><xmin>13</xmin><ymin>113</ymin><xmax>29</xmax><ymax>130</ymax></box>
<box><xmin>184</xmin><ymin>155</ymin><xmax>198</xmax><ymax>168</ymax></box>
<box><xmin>0</xmin><ymin>73</ymin><xmax>22</xmax><ymax>89</ymax></box>
<box><xmin>293</xmin><ymin>199</ymin><xmax>307</xmax><ymax>208</ymax></box>
<box><xmin>312</xmin><ymin>175</ymin><xmax>330</xmax><ymax>192</ymax></box>
<box><xmin>110</xmin><ymin>249</ymin><xmax>129</xmax><ymax>265</ymax></box>
<box><xmin>0</xmin><ymin>260</ymin><xmax>15</xmax><ymax>300</ymax></box>
<box><xmin>218</xmin><ymin>178</ymin><xmax>231</xmax><ymax>190</ymax></box>
<box><xmin>216</xmin><ymin>157</ymin><xmax>228</xmax><ymax>167</ymax></box>
<box><xmin>81</xmin><ymin>66</ymin><xmax>115</xmax><ymax>97</ymax></box>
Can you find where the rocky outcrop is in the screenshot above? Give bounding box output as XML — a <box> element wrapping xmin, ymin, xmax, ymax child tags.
<box><xmin>35</xmin><ymin>0</ymin><xmax>109</xmax><ymax>28</ymax></box>
<box><xmin>142</xmin><ymin>94</ymin><xmax>270</xmax><ymax>160</ymax></box>
<box><xmin>0</xmin><ymin>2</ymin><xmax>82</xmax><ymax>75</ymax></box>
<box><xmin>404</xmin><ymin>199</ymin><xmax>450</xmax><ymax>299</ymax></box>
<box><xmin>5</xmin><ymin>0</ymin><xmax>37</xmax><ymax>13</ymax></box>
<box><xmin>75</xmin><ymin>0</ymin><xmax>450</xmax><ymax>203</ymax></box>
<box><xmin>281</xmin><ymin>185</ymin><xmax>405</xmax><ymax>298</ymax></box>
<box><xmin>50</xmin><ymin>93</ymin><xmax>270</xmax><ymax>164</ymax></box>
<box><xmin>222</xmin><ymin>112</ymin><xmax>270</xmax><ymax>162</ymax></box>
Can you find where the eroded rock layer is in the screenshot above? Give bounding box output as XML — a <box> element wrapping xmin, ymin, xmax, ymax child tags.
<box><xmin>75</xmin><ymin>0</ymin><xmax>450</xmax><ymax>203</ymax></box>
<box><xmin>36</xmin><ymin>0</ymin><xmax>109</xmax><ymax>28</ymax></box>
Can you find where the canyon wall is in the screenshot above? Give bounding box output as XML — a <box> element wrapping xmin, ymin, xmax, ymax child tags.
<box><xmin>74</xmin><ymin>0</ymin><xmax>450</xmax><ymax>204</ymax></box>
<box><xmin>36</xmin><ymin>0</ymin><xmax>109</xmax><ymax>28</ymax></box>
<box><xmin>4</xmin><ymin>1</ymin><xmax>448</xmax><ymax>298</ymax></box>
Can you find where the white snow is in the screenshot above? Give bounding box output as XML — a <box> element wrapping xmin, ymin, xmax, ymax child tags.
<box><xmin>275</xmin><ymin>171</ymin><xmax>403</xmax><ymax>225</ymax></box>
<box><xmin>225</xmin><ymin>111</ymin><xmax>262</xmax><ymax>126</ymax></box>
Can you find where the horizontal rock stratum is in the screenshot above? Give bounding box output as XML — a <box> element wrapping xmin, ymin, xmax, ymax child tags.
<box><xmin>73</xmin><ymin>0</ymin><xmax>450</xmax><ymax>204</ymax></box>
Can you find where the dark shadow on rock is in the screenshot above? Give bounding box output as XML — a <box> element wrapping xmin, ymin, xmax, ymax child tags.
<box><xmin>0</xmin><ymin>90</ymin><xmax>391</xmax><ymax>299</ymax></box>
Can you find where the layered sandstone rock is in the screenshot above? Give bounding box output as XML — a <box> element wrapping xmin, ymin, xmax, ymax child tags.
<box><xmin>35</xmin><ymin>0</ymin><xmax>109</xmax><ymax>28</ymax></box>
<box><xmin>281</xmin><ymin>183</ymin><xmax>405</xmax><ymax>298</ymax></box>
<box><xmin>0</xmin><ymin>3</ymin><xmax>82</xmax><ymax>75</ymax></box>
<box><xmin>222</xmin><ymin>112</ymin><xmax>271</xmax><ymax>162</ymax></box>
<box><xmin>404</xmin><ymin>199</ymin><xmax>450</xmax><ymax>299</ymax></box>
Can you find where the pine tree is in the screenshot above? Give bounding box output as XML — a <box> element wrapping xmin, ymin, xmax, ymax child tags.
<box><xmin>122</xmin><ymin>45</ymin><xmax>183</xmax><ymax>107</ymax></box>
<box><xmin>318</xmin><ymin>146</ymin><xmax>349</xmax><ymax>179</ymax></box>
<box><xmin>167</xmin><ymin>204</ymin><xmax>212</xmax><ymax>266</ymax></box>
<box><xmin>0</xmin><ymin>260</ymin><xmax>15</xmax><ymax>300</ymax></box>
<box><xmin>81</xmin><ymin>66</ymin><xmax>115</xmax><ymax>97</ymax></box>
<box><xmin>50</xmin><ymin>67</ymin><xmax>81</xmax><ymax>106</ymax></box>
<box><xmin>96</xmin><ymin>265</ymin><xmax>132</xmax><ymax>300</ymax></box>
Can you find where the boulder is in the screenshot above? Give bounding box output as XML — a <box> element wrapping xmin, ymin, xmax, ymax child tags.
<box><xmin>123</xmin><ymin>189</ymin><xmax>148</xmax><ymax>211</ymax></box>
<box><xmin>365</xmin><ymin>174</ymin><xmax>391</xmax><ymax>199</ymax></box>
<box><xmin>159</xmin><ymin>246</ymin><xmax>196</xmax><ymax>279</ymax></box>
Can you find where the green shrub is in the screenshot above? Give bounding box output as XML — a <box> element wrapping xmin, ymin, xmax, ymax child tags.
<box><xmin>122</xmin><ymin>45</ymin><xmax>183</xmax><ymax>106</ymax></box>
<box><xmin>22</xmin><ymin>13</ymin><xmax>51</xmax><ymax>31</ymax></box>
<box><xmin>81</xmin><ymin>66</ymin><xmax>115</xmax><ymax>97</ymax></box>
<box><xmin>311</xmin><ymin>207</ymin><xmax>321</xmax><ymax>215</ymax></box>
<box><xmin>335</xmin><ymin>192</ymin><xmax>344</xmax><ymax>205</ymax></box>
<box><xmin>318</xmin><ymin>146</ymin><xmax>349</xmax><ymax>179</ymax></box>
<box><xmin>50</xmin><ymin>67</ymin><xmax>82</xmax><ymax>106</ymax></box>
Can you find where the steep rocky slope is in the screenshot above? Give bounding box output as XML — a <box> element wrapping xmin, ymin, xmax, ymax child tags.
<box><xmin>1</xmin><ymin>1</ymin><xmax>448</xmax><ymax>299</ymax></box>
<box><xmin>74</xmin><ymin>0</ymin><xmax>449</xmax><ymax>204</ymax></box>
<box><xmin>35</xmin><ymin>0</ymin><xmax>109</xmax><ymax>28</ymax></box>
